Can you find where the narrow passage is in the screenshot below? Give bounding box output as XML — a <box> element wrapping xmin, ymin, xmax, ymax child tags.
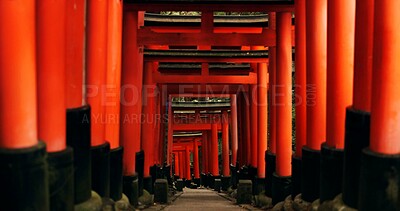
<box><xmin>163</xmin><ymin>188</ymin><xmax>247</xmax><ymax>211</ymax></box>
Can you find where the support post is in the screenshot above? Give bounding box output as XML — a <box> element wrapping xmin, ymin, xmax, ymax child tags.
<box><xmin>121</xmin><ymin>11</ymin><xmax>144</xmax><ymax>176</ymax></box>
<box><xmin>37</xmin><ymin>0</ymin><xmax>75</xmax><ymax>209</ymax></box>
<box><xmin>272</xmin><ymin>11</ymin><xmax>293</xmax><ymax>205</ymax></box>
<box><xmin>141</xmin><ymin>62</ymin><xmax>157</xmax><ymax>179</ymax></box>
<box><xmin>185</xmin><ymin>146</ymin><xmax>191</xmax><ymax>182</ymax></box>
<box><xmin>258</xmin><ymin>63</ymin><xmax>268</xmax><ymax>179</ymax></box>
<box><xmin>321</xmin><ymin>0</ymin><xmax>355</xmax><ymax>203</ymax></box>
<box><xmin>86</xmin><ymin>0</ymin><xmax>110</xmax><ymax>198</ymax></box>
<box><xmin>193</xmin><ymin>140</ymin><xmax>200</xmax><ymax>179</ymax></box>
<box><xmin>293</xmin><ymin>0</ymin><xmax>307</xmax><ymax>198</ymax></box>
<box><xmin>222</xmin><ymin>111</ymin><xmax>230</xmax><ymax>177</ymax></box>
<box><xmin>342</xmin><ymin>0</ymin><xmax>374</xmax><ymax>208</ymax></box>
<box><xmin>0</xmin><ymin>1</ymin><xmax>48</xmax><ymax>209</ymax></box>
<box><xmin>359</xmin><ymin>1</ymin><xmax>400</xmax><ymax>210</ymax></box>
<box><xmin>211</xmin><ymin>124</ymin><xmax>220</xmax><ymax>176</ymax></box>
<box><xmin>302</xmin><ymin>0</ymin><xmax>327</xmax><ymax>203</ymax></box>
<box><xmin>231</xmin><ymin>95</ymin><xmax>238</xmax><ymax>166</ymax></box>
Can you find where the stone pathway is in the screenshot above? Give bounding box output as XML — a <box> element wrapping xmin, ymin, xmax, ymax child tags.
<box><xmin>159</xmin><ymin>188</ymin><xmax>248</xmax><ymax>211</ymax></box>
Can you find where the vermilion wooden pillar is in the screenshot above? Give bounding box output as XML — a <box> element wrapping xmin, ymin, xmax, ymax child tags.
<box><xmin>106</xmin><ymin>0</ymin><xmax>124</xmax><ymax>202</ymax></box>
<box><xmin>208</xmin><ymin>130</ymin><xmax>213</xmax><ymax>174</ymax></box>
<box><xmin>237</xmin><ymin>94</ymin><xmax>244</xmax><ymax>166</ymax></box>
<box><xmin>37</xmin><ymin>0</ymin><xmax>67</xmax><ymax>153</ymax></box>
<box><xmin>105</xmin><ymin>0</ymin><xmax>123</xmax><ymax>150</ymax></box>
<box><xmin>65</xmin><ymin>0</ymin><xmax>93</xmax><ymax>205</ymax></box>
<box><xmin>244</xmin><ymin>93</ymin><xmax>251</xmax><ymax>165</ymax></box>
<box><xmin>249</xmin><ymin>84</ymin><xmax>258</xmax><ymax>168</ymax></box>
<box><xmin>121</xmin><ymin>11</ymin><xmax>144</xmax><ymax>176</ymax></box>
<box><xmin>66</xmin><ymin>0</ymin><xmax>85</xmax><ymax>109</ymax></box>
<box><xmin>167</xmin><ymin>96</ymin><xmax>173</xmax><ymax>165</ymax></box>
<box><xmin>211</xmin><ymin>123</ymin><xmax>219</xmax><ymax>176</ymax></box>
<box><xmin>202</xmin><ymin>131</ymin><xmax>209</xmax><ymax>173</ymax></box>
<box><xmin>222</xmin><ymin>111</ymin><xmax>230</xmax><ymax>177</ymax></box>
<box><xmin>292</xmin><ymin>0</ymin><xmax>307</xmax><ymax>198</ymax></box>
<box><xmin>141</xmin><ymin>62</ymin><xmax>157</xmax><ymax>178</ymax></box>
<box><xmin>230</xmin><ymin>95</ymin><xmax>238</xmax><ymax>166</ymax></box>
<box><xmin>258</xmin><ymin>63</ymin><xmax>268</xmax><ymax>179</ymax></box>
<box><xmin>37</xmin><ymin>0</ymin><xmax>76</xmax><ymax>208</ymax></box>
<box><xmin>359</xmin><ymin>1</ymin><xmax>400</xmax><ymax>210</ymax></box>
<box><xmin>269</xmin><ymin>12</ymin><xmax>277</xmax><ymax>155</ymax></box>
<box><xmin>271</xmin><ymin>12</ymin><xmax>293</xmax><ymax>204</ymax></box>
<box><xmin>266</xmin><ymin>14</ymin><xmax>278</xmax><ymax>196</ymax></box>
<box><xmin>179</xmin><ymin>151</ymin><xmax>184</xmax><ymax>179</ymax></box>
<box><xmin>275</xmin><ymin>12</ymin><xmax>293</xmax><ymax>177</ymax></box>
<box><xmin>86</xmin><ymin>0</ymin><xmax>110</xmax><ymax>197</ymax></box>
<box><xmin>0</xmin><ymin>1</ymin><xmax>48</xmax><ymax>209</ymax></box>
<box><xmin>174</xmin><ymin>153</ymin><xmax>180</xmax><ymax>177</ymax></box>
<box><xmin>342</xmin><ymin>0</ymin><xmax>374</xmax><ymax>208</ymax></box>
<box><xmin>86</xmin><ymin>0</ymin><xmax>108</xmax><ymax>147</ymax></box>
<box><xmin>369</xmin><ymin>1</ymin><xmax>400</xmax><ymax>155</ymax></box>
<box><xmin>320</xmin><ymin>0</ymin><xmax>355</xmax><ymax>203</ymax></box>
<box><xmin>302</xmin><ymin>0</ymin><xmax>327</xmax><ymax>202</ymax></box>
<box><xmin>294</xmin><ymin>0</ymin><xmax>307</xmax><ymax>158</ymax></box>
<box><xmin>193</xmin><ymin>140</ymin><xmax>200</xmax><ymax>179</ymax></box>
<box><xmin>185</xmin><ymin>146</ymin><xmax>191</xmax><ymax>180</ymax></box>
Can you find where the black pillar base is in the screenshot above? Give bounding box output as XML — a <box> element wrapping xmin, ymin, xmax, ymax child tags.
<box><xmin>343</xmin><ymin>108</ymin><xmax>370</xmax><ymax>208</ymax></box>
<box><xmin>154</xmin><ymin>179</ymin><xmax>169</xmax><ymax>204</ymax></box>
<box><xmin>230</xmin><ymin>164</ymin><xmax>239</xmax><ymax>189</ymax></box>
<box><xmin>193</xmin><ymin>178</ymin><xmax>200</xmax><ymax>187</ymax></box>
<box><xmin>143</xmin><ymin>176</ymin><xmax>154</xmax><ymax>194</ymax></box>
<box><xmin>91</xmin><ymin>142</ymin><xmax>110</xmax><ymax>198</ymax></box>
<box><xmin>48</xmin><ymin>147</ymin><xmax>74</xmax><ymax>211</ymax></box>
<box><xmin>359</xmin><ymin>148</ymin><xmax>400</xmax><ymax>211</ymax></box>
<box><xmin>0</xmin><ymin>142</ymin><xmax>49</xmax><ymax>211</ymax></box>
<box><xmin>272</xmin><ymin>173</ymin><xmax>292</xmax><ymax>205</ymax></box>
<box><xmin>214</xmin><ymin>178</ymin><xmax>222</xmax><ymax>192</ymax></box>
<box><xmin>292</xmin><ymin>156</ymin><xmax>302</xmax><ymax>198</ymax></box>
<box><xmin>209</xmin><ymin>175</ymin><xmax>220</xmax><ymax>189</ymax></box>
<box><xmin>123</xmin><ymin>174</ymin><xmax>138</xmax><ymax>206</ymax></box>
<box><xmin>301</xmin><ymin>146</ymin><xmax>320</xmax><ymax>202</ymax></box>
<box><xmin>320</xmin><ymin>143</ymin><xmax>344</xmax><ymax>203</ymax></box>
<box><xmin>265</xmin><ymin>151</ymin><xmax>276</xmax><ymax>197</ymax></box>
<box><xmin>135</xmin><ymin>151</ymin><xmax>144</xmax><ymax>196</ymax></box>
<box><xmin>176</xmin><ymin>179</ymin><xmax>184</xmax><ymax>191</ymax></box>
<box><xmin>66</xmin><ymin>105</ymin><xmax>91</xmax><ymax>204</ymax></box>
<box><xmin>254</xmin><ymin>177</ymin><xmax>266</xmax><ymax>195</ymax></box>
<box><xmin>185</xmin><ymin>179</ymin><xmax>192</xmax><ymax>188</ymax></box>
<box><xmin>221</xmin><ymin>176</ymin><xmax>231</xmax><ymax>191</ymax></box>
<box><xmin>110</xmin><ymin>147</ymin><xmax>123</xmax><ymax>201</ymax></box>
<box><xmin>200</xmin><ymin>173</ymin><xmax>206</xmax><ymax>186</ymax></box>
<box><xmin>207</xmin><ymin>173</ymin><xmax>212</xmax><ymax>188</ymax></box>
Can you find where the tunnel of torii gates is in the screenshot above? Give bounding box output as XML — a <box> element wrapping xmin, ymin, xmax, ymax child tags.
<box><xmin>1</xmin><ymin>0</ymin><xmax>400</xmax><ymax>210</ymax></box>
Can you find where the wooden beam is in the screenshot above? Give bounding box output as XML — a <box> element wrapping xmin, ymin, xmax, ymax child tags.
<box><xmin>124</xmin><ymin>3</ymin><xmax>294</xmax><ymax>13</ymax></box>
<box><xmin>138</xmin><ymin>28</ymin><xmax>275</xmax><ymax>46</ymax></box>
<box><xmin>154</xmin><ymin>71</ymin><xmax>257</xmax><ymax>84</ymax></box>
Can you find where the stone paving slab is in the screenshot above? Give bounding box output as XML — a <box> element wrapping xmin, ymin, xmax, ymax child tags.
<box><xmin>145</xmin><ymin>188</ymin><xmax>260</xmax><ymax>211</ymax></box>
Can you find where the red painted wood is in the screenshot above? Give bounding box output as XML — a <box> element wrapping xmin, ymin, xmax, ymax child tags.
<box><xmin>0</xmin><ymin>0</ymin><xmax>38</xmax><ymax>148</ymax></box>
<box><xmin>121</xmin><ymin>11</ymin><xmax>144</xmax><ymax>175</ymax></box>
<box><xmin>294</xmin><ymin>0</ymin><xmax>307</xmax><ymax>157</ymax></box>
<box><xmin>275</xmin><ymin>12</ymin><xmax>293</xmax><ymax>177</ymax></box>
<box><xmin>352</xmin><ymin>0</ymin><xmax>374</xmax><ymax>112</ymax></box>
<box><xmin>37</xmin><ymin>0</ymin><xmax>67</xmax><ymax>152</ymax></box>
<box><xmin>326</xmin><ymin>0</ymin><xmax>355</xmax><ymax>149</ymax></box>
<box><xmin>370</xmin><ymin>0</ymin><xmax>400</xmax><ymax>154</ymax></box>
<box><xmin>306</xmin><ymin>0</ymin><xmax>327</xmax><ymax>151</ymax></box>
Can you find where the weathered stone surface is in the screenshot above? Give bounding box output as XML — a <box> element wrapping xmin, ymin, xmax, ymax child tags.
<box><xmin>318</xmin><ymin>194</ymin><xmax>357</xmax><ymax>211</ymax></box>
<box><xmin>237</xmin><ymin>180</ymin><xmax>253</xmax><ymax>204</ymax></box>
<box><xmin>75</xmin><ymin>191</ymin><xmax>103</xmax><ymax>211</ymax></box>
<box><xmin>292</xmin><ymin>194</ymin><xmax>311</xmax><ymax>211</ymax></box>
<box><xmin>154</xmin><ymin>179</ymin><xmax>169</xmax><ymax>204</ymax></box>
